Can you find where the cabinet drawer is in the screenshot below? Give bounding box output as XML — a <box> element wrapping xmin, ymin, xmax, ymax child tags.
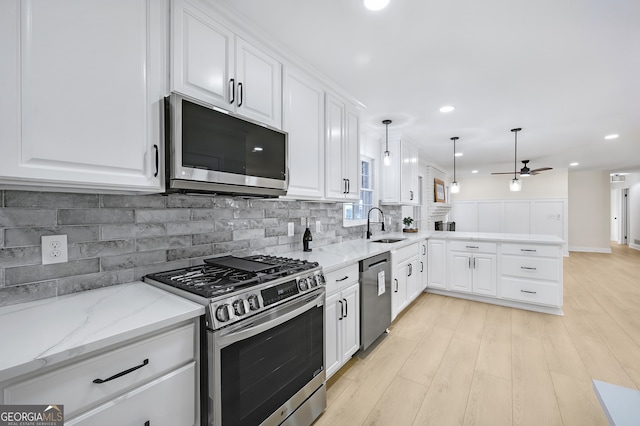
<box><xmin>393</xmin><ymin>242</ymin><xmax>420</xmax><ymax>263</ymax></box>
<box><xmin>502</xmin><ymin>255</ymin><xmax>559</xmax><ymax>281</ymax></box>
<box><xmin>66</xmin><ymin>362</ymin><xmax>196</xmax><ymax>426</ymax></box>
<box><xmin>501</xmin><ymin>277</ymin><xmax>560</xmax><ymax>307</ymax></box>
<box><xmin>502</xmin><ymin>243</ymin><xmax>560</xmax><ymax>257</ymax></box>
<box><xmin>5</xmin><ymin>323</ymin><xmax>195</xmax><ymax>418</ymax></box>
<box><xmin>325</xmin><ymin>263</ymin><xmax>359</xmax><ymax>294</ymax></box>
<box><xmin>449</xmin><ymin>240</ymin><xmax>497</xmax><ymax>253</ymax></box>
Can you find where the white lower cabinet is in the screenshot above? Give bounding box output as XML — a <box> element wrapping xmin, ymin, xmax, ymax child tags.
<box><xmin>419</xmin><ymin>239</ymin><xmax>428</xmax><ymax>291</ymax></box>
<box><xmin>325</xmin><ymin>264</ymin><xmax>360</xmax><ymax>379</ymax></box>
<box><xmin>2</xmin><ymin>321</ymin><xmax>198</xmax><ymax>425</ymax></box>
<box><xmin>427</xmin><ymin>239</ymin><xmax>447</xmax><ymax>290</ymax></box>
<box><xmin>391</xmin><ymin>243</ymin><xmax>420</xmax><ymax>320</ymax></box>
<box><xmin>448</xmin><ymin>241</ymin><xmax>497</xmax><ymax>297</ymax></box>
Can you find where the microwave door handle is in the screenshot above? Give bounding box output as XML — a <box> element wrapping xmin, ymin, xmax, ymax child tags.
<box><xmin>215</xmin><ymin>291</ymin><xmax>324</xmax><ymax>346</ymax></box>
<box><xmin>229</xmin><ymin>78</ymin><xmax>235</xmax><ymax>104</ymax></box>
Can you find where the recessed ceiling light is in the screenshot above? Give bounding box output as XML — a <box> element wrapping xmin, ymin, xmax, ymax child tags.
<box><xmin>455</xmin><ymin>152</ymin><xmax>463</xmax><ymax>157</ymax></box>
<box><xmin>604</xmin><ymin>134</ymin><xmax>619</xmax><ymax>140</ymax></box>
<box><xmin>472</xmin><ymin>170</ymin><xmax>479</xmax><ymax>174</ymax></box>
<box><xmin>439</xmin><ymin>105</ymin><xmax>455</xmax><ymax>113</ymax></box>
<box><xmin>363</xmin><ymin>0</ymin><xmax>390</xmax><ymax>11</ymax></box>
<box><xmin>570</xmin><ymin>162</ymin><xmax>579</xmax><ymax>166</ymax></box>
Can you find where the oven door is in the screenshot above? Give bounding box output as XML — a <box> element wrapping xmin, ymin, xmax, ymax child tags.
<box><xmin>209</xmin><ymin>288</ymin><xmax>325</xmax><ymax>426</ymax></box>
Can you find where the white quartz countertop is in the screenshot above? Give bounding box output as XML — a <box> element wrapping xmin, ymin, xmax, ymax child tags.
<box><xmin>0</xmin><ymin>282</ymin><xmax>205</xmax><ymax>383</ymax></box>
<box><xmin>284</xmin><ymin>231</ymin><xmax>564</xmax><ymax>273</ymax></box>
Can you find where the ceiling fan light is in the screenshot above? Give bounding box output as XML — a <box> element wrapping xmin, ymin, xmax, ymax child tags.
<box><xmin>510</xmin><ymin>178</ymin><xmax>522</xmax><ymax>192</ymax></box>
<box><xmin>451</xmin><ymin>181</ymin><xmax>460</xmax><ymax>193</ymax></box>
<box><xmin>383</xmin><ymin>150</ymin><xmax>391</xmax><ymax>166</ymax></box>
<box><xmin>520</xmin><ymin>171</ymin><xmax>531</xmax><ymax>177</ymax></box>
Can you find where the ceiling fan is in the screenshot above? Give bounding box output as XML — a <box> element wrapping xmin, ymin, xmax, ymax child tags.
<box><xmin>492</xmin><ymin>160</ymin><xmax>553</xmax><ymax>177</ymax></box>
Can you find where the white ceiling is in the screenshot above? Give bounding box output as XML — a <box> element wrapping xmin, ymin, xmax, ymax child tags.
<box><xmin>221</xmin><ymin>0</ymin><xmax>640</xmax><ymax>177</ymax></box>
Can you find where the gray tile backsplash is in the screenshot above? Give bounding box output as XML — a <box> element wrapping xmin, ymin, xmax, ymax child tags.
<box><xmin>0</xmin><ymin>190</ymin><xmax>401</xmax><ymax>307</ymax></box>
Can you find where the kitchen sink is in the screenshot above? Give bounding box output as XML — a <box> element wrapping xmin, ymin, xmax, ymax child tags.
<box><xmin>371</xmin><ymin>238</ymin><xmax>407</xmax><ymax>243</ymax></box>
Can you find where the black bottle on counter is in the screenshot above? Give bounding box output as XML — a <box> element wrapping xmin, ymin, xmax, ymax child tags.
<box><xmin>303</xmin><ymin>218</ymin><xmax>313</xmax><ymax>252</ymax></box>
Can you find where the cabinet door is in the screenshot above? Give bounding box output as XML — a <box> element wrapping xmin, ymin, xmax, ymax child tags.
<box><xmin>283</xmin><ymin>68</ymin><xmax>324</xmax><ymax>199</ymax></box>
<box><xmin>427</xmin><ymin>240</ymin><xmax>447</xmax><ymax>289</ymax></box>
<box><xmin>171</xmin><ymin>0</ymin><xmax>233</xmax><ymax>109</ymax></box>
<box><xmin>449</xmin><ymin>252</ymin><xmax>473</xmax><ymax>292</ymax></box>
<box><xmin>325</xmin><ymin>94</ymin><xmax>347</xmax><ymax>200</ymax></box>
<box><xmin>341</xmin><ymin>282</ymin><xmax>360</xmax><ymax>361</ymax></box>
<box><xmin>0</xmin><ymin>0</ymin><xmax>165</xmax><ymax>191</ymax></box>
<box><xmin>392</xmin><ymin>262</ymin><xmax>408</xmax><ymax>320</ymax></box>
<box><xmin>324</xmin><ymin>292</ymin><xmax>342</xmax><ymax>378</ymax></box>
<box><xmin>419</xmin><ymin>241</ymin><xmax>428</xmax><ymax>291</ymax></box>
<box><xmin>343</xmin><ymin>106</ymin><xmax>361</xmax><ymax>201</ymax></box>
<box><xmin>235</xmin><ymin>37</ymin><xmax>282</xmax><ymax>128</ymax></box>
<box><xmin>400</xmin><ymin>142</ymin><xmax>418</xmax><ymax>204</ymax></box>
<box><xmin>473</xmin><ymin>254</ymin><xmax>497</xmax><ymax>296</ymax></box>
<box><xmin>406</xmin><ymin>258</ymin><xmax>419</xmax><ymax>302</ymax></box>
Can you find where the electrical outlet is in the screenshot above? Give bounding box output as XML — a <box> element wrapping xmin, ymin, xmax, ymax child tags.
<box><xmin>42</xmin><ymin>235</ymin><xmax>68</xmax><ymax>265</ymax></box>
<box><xmin>287</xmin><ymin>222</ymin><xmax>295</xmax><ymax>237</ymax></box>
<box><xmin>316</xmin><ymin>220</ymin><xmax>322</xmax><ymax>233</ymax></box>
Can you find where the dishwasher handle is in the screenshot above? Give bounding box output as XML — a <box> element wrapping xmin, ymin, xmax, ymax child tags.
<box><xmin>366</xmin><ymin>259</ymin><xmax>388</xmax><ymax>269</ymax></box>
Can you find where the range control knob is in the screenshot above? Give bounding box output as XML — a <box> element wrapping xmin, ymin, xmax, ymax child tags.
<box><xmin>298</xmin><ymin>277</ymin><xmax>309</xmax><ymax>291</ymax></box>
<box><xmin>233</xmin><ymin>299</ymin><xmax>250</xmax><ymax>316</ymax></box>
<box><xmin>215</xmin><ymin>304</ymin><xmax>232</xmax><ymax>322</ymax></box>
<box><xmin>247</xmin><ymin>294</ymin><xmax>260</xmax><ymax>311</ymax></box>
<box><xmin>315</xmin><ymin>273</ymin><xmax>325</xmax><ymax>286</ymax></box>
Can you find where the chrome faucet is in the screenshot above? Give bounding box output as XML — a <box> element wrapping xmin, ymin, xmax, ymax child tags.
<box><xmin>366</xmin><ymin>207</ymin><xmax>385</xmax><ymax>239</ymax></box>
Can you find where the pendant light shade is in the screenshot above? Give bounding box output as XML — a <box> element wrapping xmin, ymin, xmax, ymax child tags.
<box><xmin>383</xmin><ymin>119</ymin><xmax>392</xmax><ymax>166</ymax></box>
<box><xmin>510</xmin><ymin>128</ymin><xmax>522</xmax><ymax>192</ymax></box>
<box><xmin>450</xmin><ymin>136</ymin><xmax>460</xmax><ymax>194</ymax></box>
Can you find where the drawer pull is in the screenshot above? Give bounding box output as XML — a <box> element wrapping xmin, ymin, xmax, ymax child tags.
<box><xmin>465</xmin><ymin>245</ymin><xmax>479</xmax><ymax>249</ymax></box>
<box><xmin>520</xmin><ymin>290</ymin><xmax>537</xmax><ymax>294</ymax></box>
<box><xmin>93</xmin><ymin>359</ymin><xmax>149</xmax><ymax>384</ymax></box>
<box><xmin>336</xmin><ymin>276</ymin><xmax>349</xmax><ymax>282</ymax></box>
<box><xmin>520</xmin><ymin>266</ymin><xmax>537</xmax><ymax>271</ymax></box>
<box><xmin>521</xmin><ymin>249</ymin><xmax>537</xmax><ymax>252</ymax></box>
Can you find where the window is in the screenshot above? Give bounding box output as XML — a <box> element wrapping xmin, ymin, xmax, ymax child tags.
<box><xmin>343</xmin><ymin>157</ymin><xmax>377</xmax><ymax>226</ymax></box>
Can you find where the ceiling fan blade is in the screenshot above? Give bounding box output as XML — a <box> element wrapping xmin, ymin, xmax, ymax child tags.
<box><xmin>530</xmin><ymin>167</ymin><xmax>553</xmax><ymax>173</ymax></box>
<box><xmin>491</xmin><ymin>171</ymin><xmax>520</xmax><ymax>175</ymax></box>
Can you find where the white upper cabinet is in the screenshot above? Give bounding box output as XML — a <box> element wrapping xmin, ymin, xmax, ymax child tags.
<box><xmin>171</xmin><ymin>0</ymin><xmax>282</xmax><ymax>128</ymax></box>
<box><xmin>282</xmin><ymin>67</ymin><xmax>325</xmax><ymax>199</ymax></box>
<box><xmin>0</xmin><ymin>0</ymin><xmax>166</xmax><ymax>192</ymax></box>
<box><xmin>380</xmin><ymin>139</ymin><xmax>419</xmax><ymax>205</ymax></box>
<box><xmin>325</xmin><ymin>94</ymin><xmax>360</xmax><ymax>201</ymax></box>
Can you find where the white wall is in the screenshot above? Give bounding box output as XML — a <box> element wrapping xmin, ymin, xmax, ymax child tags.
<box><xmin>568</xmin><ymin>171</ymin><xmax>611</xmax><ymax>253</ymax></box>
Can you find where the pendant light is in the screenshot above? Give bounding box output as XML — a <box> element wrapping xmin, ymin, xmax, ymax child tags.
<box><xmin>510</xmin><ymin>128</ymin><xmax>522</xmax><ymax>192</ymax></box>
<box><xmin>383</xmin><ymin>119</ymin><xmax>392</xmax><ymax>166</ymax></box>
<box><xmin>450</xmin><ymin>137</ymin><xmax>460</xmax><ymax>193</ymax></box>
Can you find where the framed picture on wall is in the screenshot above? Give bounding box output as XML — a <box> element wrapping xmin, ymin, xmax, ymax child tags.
<box><xmin>434</xmin><ymin>178</ymin><xmax>446</xmax><ymax>203</ymax></box>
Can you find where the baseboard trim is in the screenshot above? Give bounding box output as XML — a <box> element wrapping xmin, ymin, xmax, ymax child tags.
<box><xmin>630</xmin><ymin>243</ymin><xmax>640</xmax><ymax>251</ymax></box>
<box><xmin>569</xmin><ymin>246</ymin><xmax>612</xmax><ymax>254</ymax></box>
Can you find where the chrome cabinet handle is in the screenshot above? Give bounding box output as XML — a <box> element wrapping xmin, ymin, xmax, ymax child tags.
<box><xmin>410</xmin><ymin>190</ymin><xmax>414</xmax><ymax>200</ymax></box>
<box><xmin>346</xmin><ymin>179</ymin><xmax>351</xmax><ymax>194</ymax></box>
<box><xmin>521</xmin><ymin>266</ymin><xmax>537</xmax><ymax>271</ymax></box>
<box><xmin>473</xmin><ymin>258</ymin><xmax>476</xmax><ymax>269</ymax></box>
<box><xmin>229</xmin><ymin>78</ymin><xmax>235</xmax><ymax>104</ymax></box>
<box><xmin>422</xmin><ymin>245</ymin><xmax>426</xmax><ymax>255</ymax></box>
<box><xmin>336</xmin><ymin>276</ymin><xmax>349</xmax><ymax>282</ymax></box>
<box><xmin>466</xmin><ymin>245</ymin><xmax>479</xmax><ymax>249</ymax></box>
<box><xmin>237</xmin><ymin>82</ymin><xmax>243</xmax><ymax>107</ymax></box>
<box><xmin>153</xmin><ymin>144</ymin><xmax>159</xmax><ymax>177</ymax></box>
<box><xmin>338</xmin><ymin>300</ymin><xmax>344</xmax><ymax>320</ymax></box>
<box><xmin>520</xmin><ymin>289</ymin><xmax>537</xmax><ymax>294</ymax></box>
<box><xmin>468</xmin><ymin>257</ymin><xmax>471</xmax><ymax>268</ymax></box>
<box><xmin>521</xmin><ymin>249</ymin><xmax>537</xmax><ymax>252</ymax></box>
<box><xmin>93</xmin><ymin>359</ymin><xmax>149</xmax><ymax>384</ymax></box>
<box><xmin>408</xmin><ymin>263</ymin><xmax>412</xmax><ymax>276</ymax></box>
<box><xmin>420</xmin><ymin>261</ymin><xmax>424</xmax><ymax>272</ymax></box>
<box><xmin>343</xmin><ymin>179</ymin><xmax>348</xmax><ymax>194</ymax></box>
<box><xmin>343</xmin><ymin>298</ymin><xmax>348</xmax><ymax>318</ymax></box>
<box><xmin>394</xmin><ymin>278</ymin><xmax>398</xmax><ymax>292</ymax></box>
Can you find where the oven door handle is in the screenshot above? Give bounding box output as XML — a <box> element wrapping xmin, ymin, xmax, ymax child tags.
<box><xmin>215</xmin><ymin>290</ymin><xmax>325</xmax><ymax>347</ymax></box>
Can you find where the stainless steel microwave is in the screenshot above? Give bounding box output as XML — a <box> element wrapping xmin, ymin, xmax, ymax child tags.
<box><xmin>164</xmin><ymin>93</ymin><xmax>288</xmax><ymax>197</ymax></box>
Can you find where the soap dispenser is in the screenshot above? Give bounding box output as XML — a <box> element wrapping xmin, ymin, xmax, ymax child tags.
<box><xmin>303</xmin><ymin>218</ymin><xmax>313</xmax><ymax>252</ymax></box>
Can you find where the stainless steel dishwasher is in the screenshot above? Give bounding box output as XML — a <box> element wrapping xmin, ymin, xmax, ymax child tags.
<box><xmin>359</xmin><ymin>251</ymin><xmax>392</xmax><ymax>351</ymax></box>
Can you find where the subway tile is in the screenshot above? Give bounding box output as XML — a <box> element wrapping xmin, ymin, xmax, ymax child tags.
<box><xmin>264</xmin><ymin>209</ymin><xmax>288</xmax><ymax>219</ymax></box>
<box><xmin>136</xmin><ymin>235</ymin><xmax>191</xmax><ymax>252</ymax></box>
<box><xmin>248</xmin><ymin>199</ymin><xmax>280</xmax><ymax>209</ymax></box>
<box><xmin>166</xmin><ymin>194</ymin><xmax>213</xmax><ymax>208</ymax></box>
<box><xmin>249</xmin><ymin>236</ymin><xmax>279</xmax><ymax>249</ymax></box>
<box><xmin>0</xmin><ymin>281</ymin><xmax>58</xmax><ymax>307</ymax></box>
<box><xmin>57</xmin><ymin>270</ymin><xmax>135</xmax><ymax>296</ymax></box>
<box><xmin>0</xmin><ymin>190</ymin><xmax>4</xmax><ymax>207</ymax></box>
<box><xmin>100</xmin><ymin>194</ymin><xmax>166</xmax><ymax>208</ymax></box>
<box><xmin>0</xmin><ymin>209</ymin><xmax>57</xmax><ymax>227</ymax></box>
<box><xmin>69</xmin><ymin>240</ymin><xmax>136</xmax><ymax>260</ymax></box>
<box><xmin>213</xmin><ymin>197</ymin><xmax>245</xmax><ymax>209</ymax></box>
<box><xmin>212</xmin><ymin>240</ymin><xmax>250</xmax><ymax>255</ymax></box>
<box><xmin>0</xmin><ymin>246</ymin><xmax>41</xmax><ymax>267</ymax></box>
<box><xmin>0</xmin><ymin>268</ymin><xmax>4</xmax><ymax>287</ymax></box>
<box><xmin>5</xmin><ymin>259</ymin><xmax>100</xmax><ymax>286</ymax></box>
<box><xmin>190</xmin><ymin>209</ymin><xmax>215</xmax><ymax>221</ymax></box>
<box><xmin>232</xmin><ymin>229</ymin><xmax>265</xmax><ymax>241</ymax></box>
<box><xmin>58</xmin><ymin>209</ymin><xmax>134</xmax><ymax>225</ymax></box>
<box><xmin>288</xmin><ymin>209</ymin><xmax>311</xmax><ymax>219</ymax></box>
<box><xmin>192</xmin><ymin>231</ymin><xmax>233</xmax><ymax>245</ymax></box>
<box><xmin>250</xmin><ymin>218</ymin><xmax>280</xmax><ymax>229</ymax></box>
<box><xmin>0</xmin><ymin>228</ymin><xmax>3</xmax><ymax>248</ymax></box>
<box><xmin>5</xmin><ymin>191</ymin><xmax>99</xmax><ymax>208</ymax></box>
<box><xmin>166</xmin><ymin>221</ymin><xmax>214</xmax><ymax>236</ymax></box>
<box><xmin>4</xmin><ymin>225</ymin><xmax>100</xmax><ymax>247</ymax></box>
<box><xmin>233</xmin><ymin>208</ymin><xmax>264</xmax><ymax>219</ymax></box>
<box><xmin>100</xmin><ymin>250</ymin><xmax>166</xmax><ymax>271</ymax></box>
<box><xmin>214</xmin><ymin>219</ymin><xmax>250</xmax><ymax>232</ymax></box>
<box><xmin>101</xmin><ymin>223</ymin><xmax>166</xmax><ymax>240</ymax></box>
<box><xmin>167</xmin><ymin>245</ymin><xmax>213</xmax><ymax>261</ymax></box>
<box><xmin>265</xmin><ymin>226</ymin><xmax>288</xmax><ymax>238</ymax></box>
<box><xmin>135</xmin><ymin>209</ymin><xmax>191</xmax><ymax>223</ymax></box>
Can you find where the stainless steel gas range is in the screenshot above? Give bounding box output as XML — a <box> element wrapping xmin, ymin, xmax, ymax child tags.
<box><xmin>144</xmin><ymin>255</ymin><xmax>326</xmax><ymax>426</ymax></box>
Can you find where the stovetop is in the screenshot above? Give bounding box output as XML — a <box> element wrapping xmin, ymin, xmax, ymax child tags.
<box><xmin>145</xmin><ymin>255</ymin><xmax>320</xmax><ymax>299</ymax></box>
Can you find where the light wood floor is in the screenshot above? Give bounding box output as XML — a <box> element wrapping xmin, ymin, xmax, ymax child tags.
<box><xmin>315</xmin><ymin>244</ymin><xmax>640</xmax><ymax>425</ymax></box>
